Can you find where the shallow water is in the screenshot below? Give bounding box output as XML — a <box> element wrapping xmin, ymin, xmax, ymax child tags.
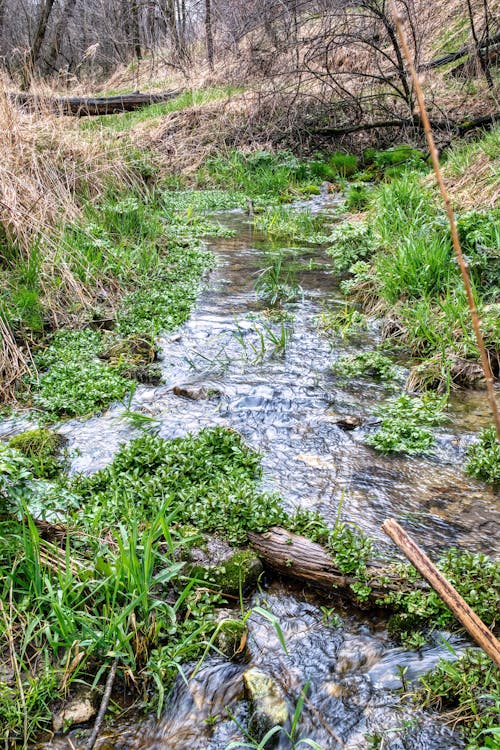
<box><xmin>17</xmin><ymin>196</ymin><xmax>498</xmax><ymax>749</ymax></box>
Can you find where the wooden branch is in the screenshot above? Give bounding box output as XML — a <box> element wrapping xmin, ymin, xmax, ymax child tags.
<box><xmin>247</xmin><ymin>527</ymin><xmax>416</xmax><ymax>604</ymax></box>
<box><xmin>391</xmin><ymin>2</ymin><xmax>500</xmax><ymax>440</ymax></box>
<box><xmin>382</xmin><ymin>519</ymin><xmax>500</xmax><ymax>668</ymax></box>
<box><xmin>84</xmin><ymin>656</ymin><xmax>119</xmax><ymax>750</ymax></box>
<box><xmin>9</xmin><ymin>89</ymin><xmax>182</xmax><ymax>117</ymax></box>
<box><xmin>312</xmin><ymin>113</ymin><xmax>500</xmax><ymax>138</ymax></box>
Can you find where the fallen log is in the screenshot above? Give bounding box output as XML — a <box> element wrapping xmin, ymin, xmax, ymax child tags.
<box><xmin>9</xmin><ymin>89</ymin><xmax>182</xmax><ymax>117</ymax></box>
<box><xmin>247</xmin><ymin>527</ymin><xmax>414</xmax><ymax>605</ymax></box>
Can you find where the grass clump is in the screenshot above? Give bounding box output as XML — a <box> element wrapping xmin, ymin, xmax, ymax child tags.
<box><xmin>366</xmin><ymin>393</ymin><xmax>446</xmax><ymax>454</ymax></box>
<box><xmin>418</xmin><ymin>649</ymin><xmax>500</xmax><ymax>749</ymax></box>
<box><xmin>332</xmin><ymin>351</ymin><xmax>397</xmax><ymax>381</ymax></box>
<box><xmin>8</xmin><ymin>429</ymin><xmax>63</xmax><ymax>479</ymax></box>
<box><xmin>255</xmin><ymin>206</ymin><xmax>328</xmax><ymax>243</ymax></box>
<box><xmin>328</xmin><ymin>152</ymin><xmax>359</xmax><ymax>178</ymax></box>
<box><xmin>200</xmin><ymin>149</ymin><xmax>331</xmax><ymax>202</ymax></box>
<box><xmin>334</xmin><ymin>132</ymin><xmax>500</xmax><ymax>390</ymax></box>
<box><xmin>465</xmin><ymin>426</ymin><xmax>500</xmax><ymax>484</ymax></box>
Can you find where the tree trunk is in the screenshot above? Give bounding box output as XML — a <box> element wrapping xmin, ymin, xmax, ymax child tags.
<box><xmin>28</xmin><ymin>0</ymin><xmax>57</xmax><ymax>76</ymax></box>
<box><xmin>205</xmin><ymin>0</ymin><xmax>214</xmax><ymax>70</ymax></box>
<box><xmin>131</xmin><ymin>0</ymin><xmax>142</xmax><ymax>61</ymax></box>
<box><xmin>44</xmin><ymin>0</ymin><xmax>78</xmax><ymax>74</ymax></box>
<box><xmin>10</xmin><ymin>89</ymin><xmax>182</xmax><ymax>116</ymax></box>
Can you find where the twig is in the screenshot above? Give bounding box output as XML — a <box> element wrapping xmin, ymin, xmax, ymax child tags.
<box><xmin>390</xmin><ymin>0</ymin><xmax>500</xmax><ymax>442</ymax></box>
<box><xmin>84</xmin><ymin>656</ymin><xmax>119</xmax><ymax>750</ymax></box>
<box><xmin>382</xmin><ymin>519</ymin><xmax>500</xmax><ymax>668</ymax></box>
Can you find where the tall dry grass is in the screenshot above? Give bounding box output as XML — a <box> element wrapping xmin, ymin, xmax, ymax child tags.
<box><xmin>0</xmin><ymin>82</ymin><xmax>133</xmax><ymax>401</ymax></box>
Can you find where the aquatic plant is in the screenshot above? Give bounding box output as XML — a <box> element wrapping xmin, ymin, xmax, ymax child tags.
<box><xmin>466</xmin><ymin>426</ymin><xmax>500</xmax><ymax>484</ymax></box>
<box><xmin>366</xmin><ymin>393</ymin><xmax>447</xmax><ymax>455</ymax></box>
<box><xmin>332</xmin><ymin>351</ymin><xmax>398</xmax><ymax>381</ymax></box>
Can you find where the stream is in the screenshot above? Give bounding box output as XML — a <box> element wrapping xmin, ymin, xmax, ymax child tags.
<box><xmin>11</xmin><ymin>195</ymin><xmax>499</xmax><ymax>749</ymax></box>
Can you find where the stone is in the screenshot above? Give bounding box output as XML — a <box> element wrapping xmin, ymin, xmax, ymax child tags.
<box><xmin>335</xmin><ymin>415</ymin><xmax>363</xmax><ymax>430</ymax></box>
<box><xmin>243</xmin><ymin>667</ymin><xmax>288</xmax><ymax>743</ymax></box>
<box><xmin>52</xmin><ymin>693</ymin><xmax>95</xmax><ymax>732</ymax></box>
<box><xmin>189</xmin><ymin>542</ymin><xmax>264</xmax><ymax>596</ymax></box>
<box><xmin>172</xmin><ymin>383</ymin><xmax>221</xmax><ymax>401</ymax></box>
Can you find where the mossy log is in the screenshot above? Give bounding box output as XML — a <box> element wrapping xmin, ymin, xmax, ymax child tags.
<box><xmin>247</xmin><ymin>527</ymin><xmax>417</xmax><ymax>605</ymax></box>
<box><xmin>9</xmin><ymin>89</ymin><xmax>182</xmax><ymax>116</ymax></box>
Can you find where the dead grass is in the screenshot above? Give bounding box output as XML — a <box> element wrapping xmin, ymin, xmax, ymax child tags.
<box><xmin>0</xmin><ymin>81</ymin><xmax>136</xmax><ymax>401</ymax></box>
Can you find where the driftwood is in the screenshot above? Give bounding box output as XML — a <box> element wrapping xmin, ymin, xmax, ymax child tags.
<box><xmin>9</xmin><ymin>89</ymin><xmax>182</xmax><ymax>116</ymax></box>
<box><xmin>382</xmin><ymin>519</ymin><xmax>500</xmax><ymax>668</ymax></box>
<box><xmin>247</xmin><ymin>527</ymin><xmax>413</xmax><ymax>605</ymax></box>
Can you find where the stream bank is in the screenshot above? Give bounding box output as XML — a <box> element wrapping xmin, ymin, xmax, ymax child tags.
<box><xmin>12</xmin><ymin>195</ymin><xmax>495</xmax><ymax>750</ymax></box>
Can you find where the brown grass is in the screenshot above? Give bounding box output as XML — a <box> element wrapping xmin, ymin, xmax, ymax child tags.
<box><xmin>0</xmin><ymin>81</ymin><xmax>135</xmax><ymax>401</ymax></box>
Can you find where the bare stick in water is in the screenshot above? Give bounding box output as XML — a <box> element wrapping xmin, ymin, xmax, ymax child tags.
<box><xmin>382</xmin><ymin>519</ymin><xmax>500</xmax><ymax>668</ymax></box>
<box><xmin>390</xmin><ymin>1</ymin><xmax>500</xmax><ymax>440</ymax></box>
<box><xmin>85</xmin><ymin>656</ymin><xmax>119</xmax><ymax>750</ymax></box>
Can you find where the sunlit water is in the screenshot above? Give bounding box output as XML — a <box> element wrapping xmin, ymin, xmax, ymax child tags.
<box><xmin>8</xmin><ymin>196</ymin><xmax>497</xmax><ymax>749</ymax></box>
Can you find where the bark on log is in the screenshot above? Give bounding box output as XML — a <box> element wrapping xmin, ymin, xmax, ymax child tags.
<box><xmin>247</xmin><ymin>527</ymin><xmax>415</xmax><ymax>605</ymax></box>
<box><xmin>9</xmin><ymin>89</ymin><xmax>182</xmax><ymax>116</ymax></box>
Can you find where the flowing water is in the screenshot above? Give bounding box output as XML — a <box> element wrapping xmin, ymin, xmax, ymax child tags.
<box><xmin>14</xmin><ymin>196</ymin><xmax>499</xmax><ymax>749</ymax></box>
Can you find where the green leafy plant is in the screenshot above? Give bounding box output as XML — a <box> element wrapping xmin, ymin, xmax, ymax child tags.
<box><xmin>466</xmin><ymin>426</ymin><xmax>500</xmax><ymax>484</ymax></box>
<box><xmin>327</xmin><ymin>221</ymin><xmax>376</xmax><ymax>273</ymax></box>
<box><xmin>332</xmin><ymin>351</ymin><xmax>398</xmax><ymax>381</ymax></box>
<box><xmin>366</xmin><ymin>393</ymin><xmax>447</xmax><ymax>454</ymax></box>
<box><xmin>418</xmin><ymin>649</ymin><xmax>500</xmax><ymax>748</ymax></box>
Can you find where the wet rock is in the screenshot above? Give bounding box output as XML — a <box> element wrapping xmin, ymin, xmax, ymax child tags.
<box><xmin>335</xmin><ymin>415</ymin><xmax>363</xmax><ymax>430</ymax></box>
<box><xmin>243</xmin><ymin>667</ymin><xmax>288</xmax><ymax>743</ymax></box>
<box><xmin>173</xmin><ymin>383</ymin><xmax>221</xmax><ymax>400</ymax></box>
<box><xmin>52</xmin><ymin>692</ymin><xmax>95</xmax><ymax>732</ymax></box>
<box><xmin>215</xmin><ymin>612</ymin><xmax>248</xmax><ymax>659</ymax></box>
<box><xmin>188</xmin><ymin>539</ymin><xmax>263</xmax><ymax>596</ymax></box>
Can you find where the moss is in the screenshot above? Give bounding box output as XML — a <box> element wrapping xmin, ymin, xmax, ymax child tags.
<box><xmin>8</xmin><ymin>428</ymin><xmax>63</xmax><ymax>479</ymax></box>
<box><xmin>190</xmin><ymin>549</ymin><xmax>264</xmax><ymax>596</ymax></box>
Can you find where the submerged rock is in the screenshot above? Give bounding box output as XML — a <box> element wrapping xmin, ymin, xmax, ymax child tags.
<box><xmin>243</xmin><ymin>667</ymin><xmax>288</xmax><ymax>743</ymax></box>
<box><xmin>173</xmin><ymin>382</ymin><xmax>222</xmax><ymax>400</ymax></box>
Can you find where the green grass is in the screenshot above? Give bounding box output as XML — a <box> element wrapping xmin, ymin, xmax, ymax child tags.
<box><xmin>330</xmin><ymin>133</ymin><xmax>500</xmax><ymax>391</ymax></box>
<box><xmin>255</xmin><ymin>206</ymin><xmax>328</xmax><ymax>243</ymax></box>
<box><xmin>0</xmin><ymin>426</ymin><xmax>285</xmax><ymax>742</ymax></box>
<box><xmin>199</xmin><ymin>149</ymin><xmax>331</xmax><ymax>202</ymax></box>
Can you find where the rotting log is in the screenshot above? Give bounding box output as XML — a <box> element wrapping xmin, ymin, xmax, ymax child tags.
<box><xmin>9</xmin><ymin>89</ymin><xmax>182</xmax><ymax>117</ymax></box>
<box><xmin>247</xmin><ymin>527</ymin><xmax>416</xmax><ymax>605</ymax></box>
